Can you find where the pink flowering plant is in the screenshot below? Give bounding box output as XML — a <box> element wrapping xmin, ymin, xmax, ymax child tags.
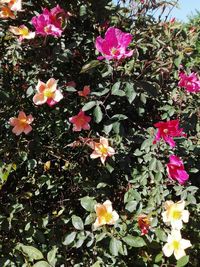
<box><xmin>0</xmin><ymin>1</ymin><xmax>199</xmax><ymax>266</ymax></box>
<box><xmin>95</xmin><ymin>27</ymin><xmax>133</xmax><ymax>60</ymax></box>
<box><xmin>31</xmin><ymin>5</ymin><xmax>66</xmax><ymax>37</ymax></box>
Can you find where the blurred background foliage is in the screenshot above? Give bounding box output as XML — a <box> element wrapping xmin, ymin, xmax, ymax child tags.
<box><xmin>0</xmin><ymin>0</ymin><xmax>199</xmax><ymax>266</ymax></box>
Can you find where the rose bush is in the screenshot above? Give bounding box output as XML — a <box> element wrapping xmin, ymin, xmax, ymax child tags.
<box><xmin>0</xmin><ymin>0</ymin><xmax>199</xmax><ymax>266</ymax></box>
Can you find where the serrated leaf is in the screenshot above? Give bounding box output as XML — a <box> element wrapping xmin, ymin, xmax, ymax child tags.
<box><xmin>47</xmin><ymin>246</ymin><xmax>58</xmax><ymax>266</ymax></box>
<box><xmin>82</xmin><ymin>101</ymin><xmax>96</xmax><ymax>111</ymax></box>
<box><xmin>125</xmin><ymin>82</ymin><xmax>137</xmax><ymax>103</ymax></box>
<box><xmin>155</xmin><ymin>228</ymin><xmax>167</xmax><ymax>242</ymax></box>
<box><xmin>72</xmin><ymin>215</ymin><xmax>84</xmax><ymax>230</ymax></box>
<box><xmin>17</xmin><ymin>244</ymin><xmax>43</xmax><ymax>260</ymax></box>
<box><xmin>93</xmin><ymin>105</ymin><xmax>103</xmax><ymax>123</ymax></box>
<box><xmin>63</xmin><ymin>232</ymin><xmax>76</xmax><ymax>245</ymax></box>
<box><xmin>80</xmin><ymin>196</ymin><xmax>97</xmax><ymax>212</ymax></box>
<box><xmin>32</xmin><ymin>261</ymin><xmax>51</xmax><ymax>267</ymax></box>
<box><xmin>109</xmin><ymin>238</ymin><xmax>122</xmax><ymax>256</ymax></box>
<box><xmin>122</xmin><ymin>235</ymin><xmax>146</xmax><ymax>247</ymax></box>
<box><xmin>176</xmin><ymin>255</ymin><xmax>189</xmax><ymax>267</ymax></box>
<box><xmin>80</xmin><ymin>60</ymin><xmax>101</xmax><ymax>73</ymax></box>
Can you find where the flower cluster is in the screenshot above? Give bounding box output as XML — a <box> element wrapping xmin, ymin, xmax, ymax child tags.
<box><xmin>31</xmin><ymin>5</ymin><xmax>66</xmax><ymax>37</ymax></box>
<box><xmin>153</xmin><ymin>119</ymin><xmax>189</xmax><ymax>185</ymax></box>
<box><xmin>178</xmin><ymin>71</ymin><xmax>200</xmax><ymax>93</ymax></box>
<box><xmin>162</xmin><ymin>200</ymin><xmax>192</xmax><ymax>260</ymax></box>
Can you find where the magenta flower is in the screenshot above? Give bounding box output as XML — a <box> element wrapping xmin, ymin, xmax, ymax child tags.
<box><xmin>69</xmin><ymin>110</ymin><xmax>91</xmax><ymax>132</ymax></box>
<box><xmin>167</xmin><ymin>155</ymin><xmax>189</xmax><ymax>185</ymax></box>
<box><xmin>95</xmin><ymin>27</ymin><xmax>133</xmax><ymax>60</ymax></box>
<box><xmin>178</xmin><ymin>71</ymin><xmax>200</xmax><ymax>93</ymax></box>
<box><xmin>153</xmin><ymin>120</ymin><xmax>186</xmax><ymax>148</ymax></box>
<box><xmin>31</xmin><ymin>5</ymin><xmax>65</xmax><ymax>37</ymax></box>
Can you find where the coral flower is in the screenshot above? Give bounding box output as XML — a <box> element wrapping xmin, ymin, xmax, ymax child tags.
<box><xmin>178</xmin><ymin>71</ymin><xmax>200</xmax><ymax>93</ymax></box>
<box><xmin>167</xmin><ymin>155</ymin><xmax>189</xmax><ymax>185</ymax></box>
<box><xmin>93</xmin><ymin>200</ymin><xmax>119</xmax><ymax>230</ymax></box>
<box><xmin>162</xmin><ymin>200</ymin><xmax>189</xmax><ymax>230</ymax></box>
<box><xmin>0</xmin><ymin>0</ymin><xmax>22</xmax><ymax>11</ymax></box>
<box><xmin>153</xmin><ymin>120</ymin><xmax>186</xmax><ymax>148</ymax></box>
<box><xmin>95</xmin><ymin>27</ymin><xmax>133</xmax><ymax>60</ymax></box>
<box><xmin>9</xmin><ymin>25</ymin><xmax>35</xmax><ymax>41</ymax></box>
<box><xmin>0</xmin><ymin>6</ymin><xmax>15</xmax><ymax>19</ymax></box>
<box><xmin>138</xmin><ymin>214</ymin><xmax>151</xmax><ymax>235</ymax></box>
<box><xmin>90</xmin><ymin>137</ymin><xmax>115</xmax><ymax>164</ymax></box>
<box><xmin>33</xmin><ymin>78</ymin><xmax>63</xmax><ymax>107</ymax></box>
<box><xmin>31</xmin><ymin>5</ymin><xmax>65</xmax><ymax>37</ymax></box>
<box><xmin>69</xmin><ymin>110</ymin><xmax>91</xmax><ymax>132</ymax></box>
<box><xmin>78</xmin><ymin>85</ymin><xmax>90</xmax><ymax>97</ymax></box>
<box><xmin>9</xmin><ymin>111</ymin><xmax>34</xmax><ymax>135</ymax></box>
<box><xmin>162</xmin><ymin>230</ymin><xmax>191</xmax><ymax>260</ymax></box>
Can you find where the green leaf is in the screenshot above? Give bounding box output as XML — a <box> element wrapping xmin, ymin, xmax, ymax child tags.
<box><xmin>65</xmin><ymin>86</ymin><xmax>77</xmax><ymax>92</ymax></box>
<box><xmin>16</xmin><ymin>244</ymin><xmax>43</xmax><ymax>260</ymax></box>
<box><xmin>111</xmin><ymin>82</ymin><xmax>125</xmax><ymax>96</ymax></box>
<box><xmin>149</xmin><ymin>158</ymin><xmax>157</xmax><ymax>171</ymax></box>
<box><xmin>47</xmin><ymin>246</ymin><xmax>58</xmax><ymax>266</ymax></box>
<box><xmin>124</xmin><ymin>82</ymin><xmax>137</xmax><ymax>104</ymax></box>
<box><xmin>82</xmin><ymin>101</ymin><xmax>96</xmax><ymax>111</ymax></box>
<box><xmin>80</xmin><ymin>196</ymin><xmax>97</xmax><ymax>212</ymax></box>
<box><xmin>80</xmin><ymin>60</ymin><xmax>101</xmax><ymax>73</ymax></box>
<box><xmin>176</xmin><ymin>255</ymin><xmax>189</xmax><ymax>267</ymax></box>
<box><xmin>91</xmin><ymin>261</ymin><xmax>101</xmax><ymax>267</ymax></box>
<box><xmin>109</xmin><ymin>238</ymin><xmax>122</xmax><ymax>256</ymax></box>
<box><xmin>32</xmin><ymin>261</ymin><xmax>51</xmax><ymax>267</ymax></box>
<box><xmin>155</xmin><ymin>228</ymin><xmax>167</xmax><ymax>242</ymax></box>
<box><xmin>72</xmin><ymin>215</ymin><xmax>84</xmax><ymax>230</ymax></box>
<box><xmin>122</xmin><ymin>235</ymin><xmax>146</xmax><ymax>247</ymax></box>
<box><xmin>93</xmin><ymin>105</ymin><xmax>103</xmax><ymax>123</ymax></box>
<box><xmin>125</xmin><ymin>201</ymin><xmax>137</xmax><ymax>212</ymax></box>
<box><xmin>63</xmin><ymin>232</ymin><xmax>77</xmax><ymax>245</ymax></box>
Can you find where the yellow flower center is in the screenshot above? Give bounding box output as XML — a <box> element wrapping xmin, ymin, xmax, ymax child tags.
<box><xmin>99</xmin><ymin>145</ymin><xmax>108</xmax><ymax>155</ymax></box>
<box><xmin>172</xmin><ymin>240</ymin><xmax>180</xmax><ymax>250</ymax></box>
<box><xmin>172</xmin><ymin>210</ymin><xmax>182</xmax><ymax>220</ymax></box>
<box><xmin>44</xmin><ymin>89</ymin><xmax>54</xmax><ymax>98</ymax></box>
<box><xmin>19</xmin><ymin>27</ymin><xmax>29</xmax><ymax>36</ymax></box>
<box><xmin>104</xmin><ymin>212</ymin><xmax>113</xmax><ymax>223</ymax></box>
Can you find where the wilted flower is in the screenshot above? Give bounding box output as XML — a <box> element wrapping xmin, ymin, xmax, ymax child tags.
<box><xmin>0</xmin><ymin>6</ymin><xmax>15</xmax><ymax>18</ymax></box>
<box><xmin>153</xmin><ymin>120</ymin><xmax>186</xmax><ymax>148</ymax></box>
<box><xmin>69</xmin><ymin>110</ymin><xmax>91</xmax><ymax>132</ymax></box>
<box><xmin>33</xmin><ymin>78</ymin><xmax>63</xmax><ymax>107</ymax></box>
<box><xmin>95</xmin><ymin>27</ymin><xmax>133</xmax><ymax>60</ymax></box>
<box><xmin>138</xmin><ymin>214</ymin><xmax>151</xmax><ymax>235</ymax></box>
<box><xmin>9</xmin><ymin>25</ymin><xmax>35</xmax><ymax>41</ymax></box>
<box><xmin>78</xmin><ymin>85</ymin><xmax>90</xmax><ymax>98</ymax></box>
<box><xmin>178</xmin><ymin>71</ymin><xmax>200</xmax><ymax>93</ymax></box>
<box><xmin>167</xmin><ymin>155</ymin><xmax>189</xmax><ymax>185</ymax></box>
<box><xmin>93</xmin><ymin>200</ymin><xmax>119</xmax><ymax>230</ymax></box>
<box><xmin>9</xmin><ymin>111</ymin><xmax>34</xmax><ymax>135</ymax></box>
<box><xmin>31</xmin><ymin>5</ymin><xmax>65</xmax><ymax>37</ymax></box>
<box><xmin>162</xmin><ymin>200</ymin><xmax>189</xmax><ymax>230</ymax></box>
<box><xmin>90</xmin><ymin>137</ymin><xmax>115</xmax><ymax>164</ymax></box>
<box><xmin>162</xmin><ymin>229</ymin><xmax>192</xmax><ymax>260</ymax></box>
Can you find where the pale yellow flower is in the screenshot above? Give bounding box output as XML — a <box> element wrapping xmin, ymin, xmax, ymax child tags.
<box><xmin>9</xmin><ymin>25</ymin><xmax>35</xmax><ymax>41</ymax></box>
<box><xmin>93</xmin><ymin>200</ymin><xmax>119</xmax><ymax>230</ymax></box>
<box><xmin>162</xmin><ymin>229</ymin><xmax>191</xmax><ymax>260</ymax></box>
<box><xmin>162</xmin><ymin>200</ymin><xmax>189</xmax><ymax>229</ymax></box>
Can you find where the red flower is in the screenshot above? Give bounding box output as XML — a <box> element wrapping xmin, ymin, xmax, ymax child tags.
<box><xmin>78</xmin><ymin>85</ymin><xmax>90</xmax><ymax>98</ymax></box>
<box><xmin>69</xmin><ymin>110</ymin><xmax>91</xmax><ymax>132</ymax></box>
<box><xmin>153</xmin><ymin>120</ymin><xmax>186</xmax><ymax>148</ymax></box>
